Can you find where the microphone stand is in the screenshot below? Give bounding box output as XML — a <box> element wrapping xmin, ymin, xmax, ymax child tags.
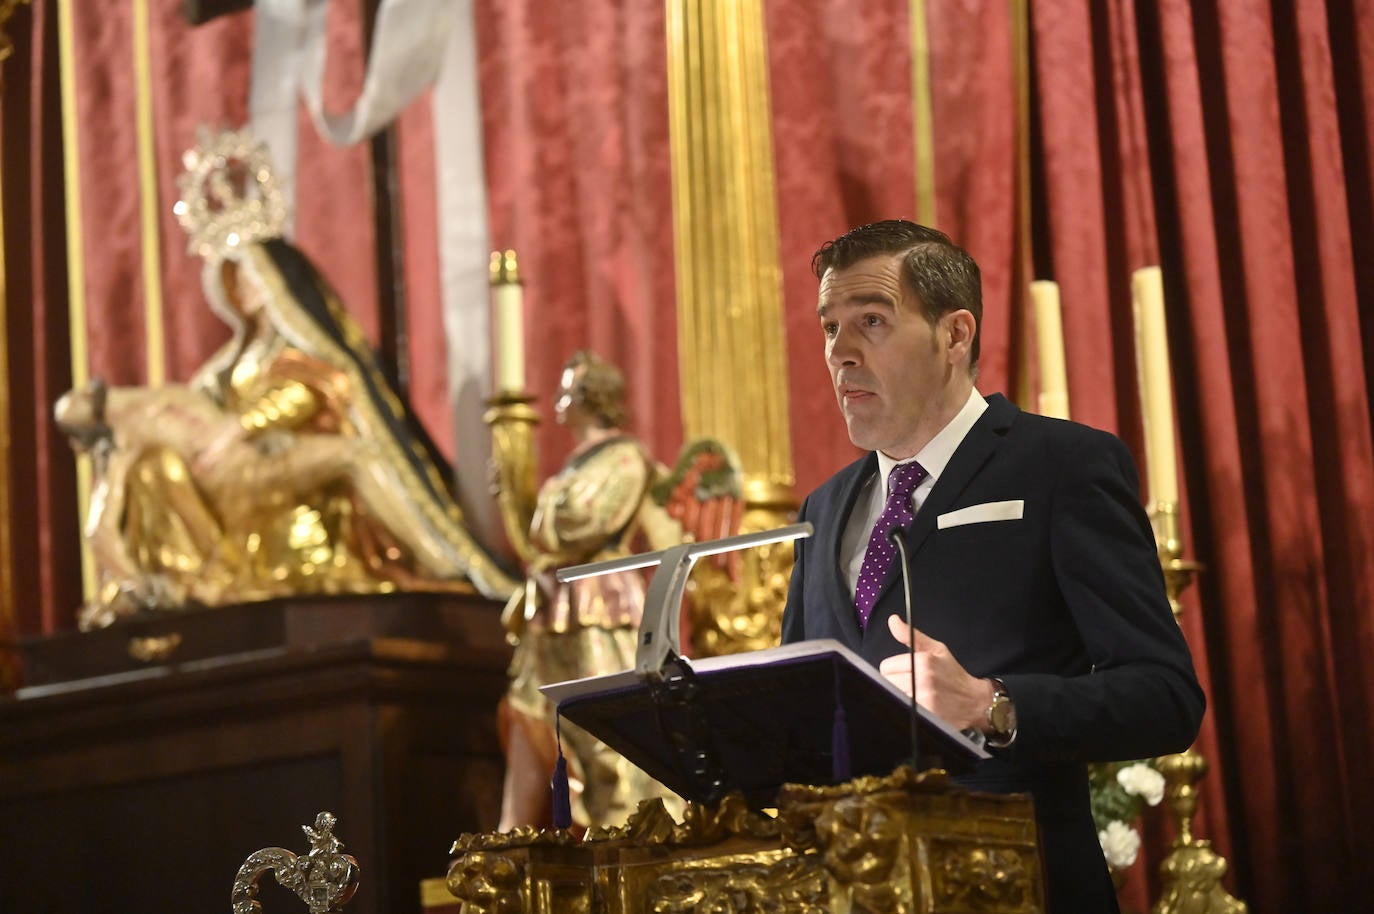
<box><xmin>888</xmin><ymin>526</ymin><xmax>921</xmax><ymax>770</ymax></box>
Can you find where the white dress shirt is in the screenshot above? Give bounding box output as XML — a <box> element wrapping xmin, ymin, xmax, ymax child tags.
<box><xmin>841</xmin><ymin>388</ymin><xmax>989</xmax><ymax>597</ymax></box>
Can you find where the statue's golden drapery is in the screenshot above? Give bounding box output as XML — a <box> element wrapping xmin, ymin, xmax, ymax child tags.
<box><xmin>55</xmin><ymin>130</ymin><xmax>516</xmax><ymax>630</ymax></box>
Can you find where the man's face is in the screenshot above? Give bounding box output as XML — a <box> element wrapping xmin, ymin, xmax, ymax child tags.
<box><xmin>818</xmin><ymin>254</ymin><xmax>953</xmax><ymax>459</ymax></box>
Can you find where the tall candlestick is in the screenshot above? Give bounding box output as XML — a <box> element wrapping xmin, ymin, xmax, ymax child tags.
<box><xmin>491</xmin><ymin>249</ymin><xmax>525</xmax><ymax>393</ymax></box>
<box><xmin>1132</xmin><ymin>266</ymin><xmax>1179</xmax><ymax>507</ymax></box>
<box><xmin>1031</xmin><ymin>280</ymin><xmax>1070</xmax><ymax>420</ymax></box>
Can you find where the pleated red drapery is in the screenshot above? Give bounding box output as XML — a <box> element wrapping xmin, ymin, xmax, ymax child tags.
<box><xmin>1033</xmin><ymin>1</ymin><xmax>1374</xmax><ymax>909</ymax></box>
<box><xmin>473</xmin><ymin>0</ymin><xmax>683</xmax><ymax>482</ymax></box>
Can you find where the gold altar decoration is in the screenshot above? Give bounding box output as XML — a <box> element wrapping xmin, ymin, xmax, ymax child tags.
<box><xmin>0</xmin><ymin>0</ymin><xmax>30</xmax><ymax>64</ymax></box>
<box><xmin>1150</xmin><ymin>506</ymin><xmax>1246</xmax><ymax>914</ymax></box>
<box><xmin>665</xmin><ymin>0</ymin><xmax>797</xmax><ymax>654</ymax></box>
<box><xmin>1132</xmin><ymin>268</ymin><xmax>1246</xmax><ymax>913</ymax></box>
<box><xmin>54</xmin><ymin>129</ymin><xmax>517</xmax><ymax>630</ymax></box>
<box><xmin>447</xmin><ymin>767</ymin><xmax>1045</xmax><ymax>914</ymax></box>
<box><xmin>232</xmin><ymin>812</ymin><xmax>360</xmax><ymax>914</ymax></box>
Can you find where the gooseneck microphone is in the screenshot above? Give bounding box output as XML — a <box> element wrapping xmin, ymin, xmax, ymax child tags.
<box><xmin>888</xmin><ymin>525</ymin><xmax>920</xmax><ymax>770</ymax></box>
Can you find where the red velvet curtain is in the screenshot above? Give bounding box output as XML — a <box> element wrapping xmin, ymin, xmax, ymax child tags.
<box><xmin>3</xmin><ymin>0</ymin><xmax>80</xmax><ymax>640</ymax></box>
<box><xmin>765</xmin><ymin>1</ymin><xmax>1024</xmax><ymax>495</ymax></box>
<box><xmin>1030</xmin><ymin>1</ymin><xmax>1374</xmax><ymax>909</ymax></box>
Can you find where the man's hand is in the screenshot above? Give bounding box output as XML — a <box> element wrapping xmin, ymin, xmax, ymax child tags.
<box><xmin>878</xmin><ymin>615</ymin><xmax>996</xmax><ymax>733</ymax></box>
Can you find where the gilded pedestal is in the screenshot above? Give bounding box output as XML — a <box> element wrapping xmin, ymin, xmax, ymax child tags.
<box><xmin>446</xmin><ymin>767</ymin><xmax>1045</xmax><ymax>914</ymax></box>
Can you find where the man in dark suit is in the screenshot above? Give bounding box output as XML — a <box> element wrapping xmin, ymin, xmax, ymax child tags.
<box><xmin>781</xmin><ymin>220</ymin><xmax>1204</xmax><ymax>912</ymax></box>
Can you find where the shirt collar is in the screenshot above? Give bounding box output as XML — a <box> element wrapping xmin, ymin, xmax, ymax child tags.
<box><xmin>876</xmin><ymin>388</ymin><xmax>988</xmax><ymax>491</ymax></box>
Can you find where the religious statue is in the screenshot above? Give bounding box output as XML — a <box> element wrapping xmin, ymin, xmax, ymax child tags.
<box><xmin>488</xmin><ymin>350</ymin><xmax>742</xmax><ymax>830</ymax></box>
<box><xmin>55</xmin><ymin>128</ymin><xmax>517</xmax><ymax>630</ymax></box>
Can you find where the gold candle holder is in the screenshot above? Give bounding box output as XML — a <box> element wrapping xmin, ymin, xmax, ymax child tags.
<box><xmin>1150</xmin><ymin>501</ymin><xmax>1247</xmax><ymax>914</ymax></box>
<box><xmin>484</xmin><ymin>392</ymin><xmax>540</xmax><ymax>566</ymax></box>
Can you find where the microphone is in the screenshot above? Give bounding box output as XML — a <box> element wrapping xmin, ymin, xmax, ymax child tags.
<box><xmin>887</xmin><ymin>525</ymin><xmax>921</xmax><ymax>770</ymax></box>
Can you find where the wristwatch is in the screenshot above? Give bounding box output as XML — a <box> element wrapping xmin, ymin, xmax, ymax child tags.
<box><xmin>986</xmin><ymin>678</ymin><xmax>1017</xmax><ymax>748</ymax></box>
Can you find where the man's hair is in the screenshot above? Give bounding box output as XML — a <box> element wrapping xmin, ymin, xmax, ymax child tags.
<box><xmin>811</xmin><ymin>219</ymin><xmax>983</xmax><ymax>367</ymax></box>
<box><xmin>563</xmin><ymin>350</ymin><xmax>627</xmax><ymax>428</ymax></box>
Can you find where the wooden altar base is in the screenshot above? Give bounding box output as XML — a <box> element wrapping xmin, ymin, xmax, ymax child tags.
<box><xmin>0</xmin><ymin>593</ymin><xmax>510</xmax><ymax>914</ymax></box>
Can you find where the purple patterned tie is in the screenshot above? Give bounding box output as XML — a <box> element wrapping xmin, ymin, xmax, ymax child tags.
<box><xmin>855</xmin><ymin>461</ymin><xmax>928</xmax><ymax>629</ymax></box>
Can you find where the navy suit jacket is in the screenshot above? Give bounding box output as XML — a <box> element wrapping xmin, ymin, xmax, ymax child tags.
<box><xmin>782</xmin><ymin>394</ymin><xmax>1204</xmax><ymax>912</ymax></box>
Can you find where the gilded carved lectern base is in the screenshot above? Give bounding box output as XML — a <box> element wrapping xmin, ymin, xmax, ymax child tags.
<box><xmin>445</xmin><ymin>767</ymin><xmax>1045</xmax><ymax>914</ymax></box>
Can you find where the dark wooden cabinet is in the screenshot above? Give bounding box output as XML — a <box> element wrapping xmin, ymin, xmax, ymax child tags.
<box><xmin>0</xmin><ymin>595</ymin><xmax>511</xmax><ymax>914</ymax></box>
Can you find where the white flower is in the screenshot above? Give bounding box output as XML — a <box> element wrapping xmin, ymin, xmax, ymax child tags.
<box><xmin>1098</xmin><ymin>820</ymin><xmax>1142</xmax><ymax>869</ymax></box>
<box><xmin>1116</xmin><ymin>763</ymin><xmax>1166</xmax><ymax>806</ymax></box>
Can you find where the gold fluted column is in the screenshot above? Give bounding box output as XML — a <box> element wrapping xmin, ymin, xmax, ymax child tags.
<box><xmin>133</xmin><ymin>0</ymin><xmax>164</xmax><ymax>385</ymax></box>
<box><xmin>908</xmin><ymin>0</ymin><xmax>937</xmax><ymax>226</ymax></box>
<box><xmin>57</xmin><ymin>0</ymin><xmax>93</xmax><ymax>603</ymax></box>
<box><xmin>665</xmin><ymin>0</ymin><xmax>797</xmax><ymax>654</ymax></box>
<box><xmin>0</xmin><ymin>0</ymin><xmax>32</xmax><ymax>691</ymax></box>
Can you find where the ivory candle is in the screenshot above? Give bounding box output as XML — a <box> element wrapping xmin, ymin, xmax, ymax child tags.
<box><xmin>1131</xmin><ymin>266</ymin><xmax>1179</xmax><ymax>506</ymax></box>
<box><xmin>1031</xmin><ymin>280</ymin><xmax>1070</xmax><ymax>420</ymax></box>
<box><xmin>491</xmin><ymin>250</ymin><xmax>525</xmax><ymax>393</ymax></box>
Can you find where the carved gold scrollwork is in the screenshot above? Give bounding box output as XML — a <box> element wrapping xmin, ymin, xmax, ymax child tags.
<box><xmin>586</xmin><ymin>795</ymin><xmax>782</xmax><ymax>847</ymax></box>
<box><xmin>231</xmin><ymin>812</ymin><xmax>359</xmax><ymax>914</ymax></box>
<box><xmin>687</xmin><ymin>498</ymin><xmax>794</xmax><ymax>657</ymax></box>
<box><xmin>648</xmin><ymin>856</ymin><xmax>827</xmax><ymax>914</ymax></box>
<box><xmin>0</xmin><ymin>0</ymin><xmax>30</xmax><ymax>67</ymax></box>
<box><xmin>813</xmin><ymin>796</ymin><xmax>910</xmax><ymax>914</ymax></box>
<box><xmin>930</xmin><ymin>843</ymin><xmax>1034</xmax><ymax>911</ymax></box>
<box><xmin>1153</xmin><ymin>842</ymin><xmax>1247</xmax><ymax>914</ymax></box>
<box><xmin>445</xmin><ymin>769</ymin><xmax>1044</xmax><ymax>914</ymax></box>
<box><xmin>445</xmin><ymin>851</ymin><xmax>525</xmax><ymax>914</ymax></box>
<box><xmin>126</xmin><ymin>633</ymin><xmax>182</xmax><ymax>663</ymax></box>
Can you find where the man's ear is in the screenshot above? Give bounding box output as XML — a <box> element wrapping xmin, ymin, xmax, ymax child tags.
<box><xmin>945</xmin><ymin>309</ymin><xmax>976</xmax><ymax>361</ymax></box>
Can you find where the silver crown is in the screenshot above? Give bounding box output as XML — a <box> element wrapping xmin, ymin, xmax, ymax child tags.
<box><xmin>173</xmin><ymin>126</ymin><xmax>287</xmax><ymax>258</ymax></box>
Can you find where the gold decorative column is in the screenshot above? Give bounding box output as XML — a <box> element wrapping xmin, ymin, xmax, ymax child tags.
<box><xmin>909</xmin><ymin>0</ymin><xmax>937</xmax><ymax>226</ymax></box>
<box><xmin>665</xmin><ymin>0</ymin><xmax>796</xmax><ymax>653</ymax></box>
<box><xmin>133</xmin><ymin>0</ymin><xmax>165</xmax><ymax>385</ymax></box>
<box><xmin>57</xmin><ymin>0</ymin><xmax>94</xmax><ymax>602</ymax></box>
<box><xmin>0</xmin><ymin>0</ymin><xmax>31</xmax><ymax>691</ymax></box>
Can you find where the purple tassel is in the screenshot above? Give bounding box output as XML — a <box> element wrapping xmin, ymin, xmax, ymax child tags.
<box><xmin>832</xmin><ymin>703</ymin><xmax>852</xmax><ymax>782</ymax></box>
<box><xmin>551</xmin><ymin>713</ymin><xmax>572</xmax><ymax>829</ymax></box>
<box><xmin>551</xmin><ymin>754</ymin><xmax>572</xmax><ymax>829</ymax></box>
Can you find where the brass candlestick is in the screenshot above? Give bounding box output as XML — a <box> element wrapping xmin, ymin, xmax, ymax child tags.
<box><xmin>1150</xmin><ymin>502</ymin><xmax>1247</xmax><ymax>914</ymax></box>
<box><xmin>485</xmin><ymin>392</ymin><xmax>540</xmax><ymax>567</ymax></box>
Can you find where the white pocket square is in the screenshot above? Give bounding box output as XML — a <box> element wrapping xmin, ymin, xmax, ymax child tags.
<box><xmin>937</xmin><ymin>500</ymin><xmax>1025</xmax><ymax>529</ymax></box>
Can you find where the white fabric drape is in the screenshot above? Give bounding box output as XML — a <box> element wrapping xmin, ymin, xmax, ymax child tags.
<box><xmin>249</xmin><ymin>0</ymin><xmax>503</xmax><ymax>553</ymax></box>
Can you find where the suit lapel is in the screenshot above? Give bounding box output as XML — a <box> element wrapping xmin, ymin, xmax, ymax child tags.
<box><xmin>827</xmin><ymin>453</ymin><xmax>877</xmax><ymax>639</ymax></box>
<box><xmin>906</xmin><ymin>395</ymin><xmax>1018</xmax><ymax>553</ymax></box>
<box><xmin>869</xmin><ymin>395</ymin><xmax>1019</xmax><ymax>609</ymax></box>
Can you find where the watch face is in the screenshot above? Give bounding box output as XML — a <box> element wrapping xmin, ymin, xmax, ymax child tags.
<box><xmin>990</xmin><ymin>695</ymin><xmax>1015</xmax><ymax>734</ymax></box>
